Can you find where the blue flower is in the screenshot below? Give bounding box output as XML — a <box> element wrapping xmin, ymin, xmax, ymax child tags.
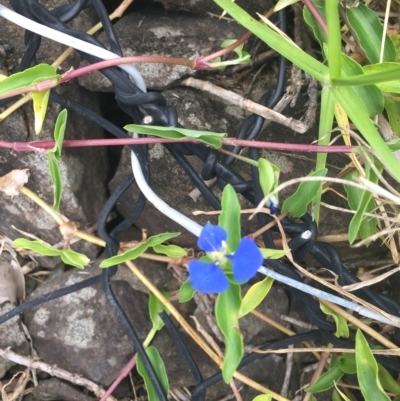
<box><xmin>188</xmin><ymin>223</ymin><xmax>263</xmax><ymax>294</ymax></box>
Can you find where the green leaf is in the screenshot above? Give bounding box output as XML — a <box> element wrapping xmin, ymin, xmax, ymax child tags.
<box><xmin>320</xmin><ymin>303</ymin><xmax>349</xmax><ymax>338</ymax></box>
<box><xmin>212</xmin><ymin>0</ymin><xmax>329</xmax><ymax>82</ymax></box>
<box><xmin>303</xmin><ymin>0</ymin><xmax>327</xmax><ymax>50</ymax></box>
<box><xmin>340</xmin><ymin>53</ymin><xmax>384</xmax><ymax>117</ymax></box>
<box><xmin>334</xmin><ymin>62</ymin><xmax>400</xmax><ymax>87</ymax></box>
<box><xmin>52</xmin><ymin>109</ymin><xmax>67</xmax><ymax>160</ymax></box>
<box><xmin>345</xmin><ymin>169</ymin><xmax>376</xmax><ymax>242</ymax></box>
<box><xmin>48</xmin><ymin>155</ymin><xmax>63</xmax><ymax>212</ymax></box>
<box><xmin>378</xmin><ymin>364</ymin><xmax>400</xmax><ymax>395</ymax></box>
<box><xmin>384</xmin><ymin>98</ymin><xmax>400</xmax><ymax>135</ymax></box>
<box><xmin>60</xmin><ymin>248</ymin><xmax>90</xmax><ymax>269</ymax></box>
<box><xmin>347</xmin><ymin>161</ymin><xmax>380</xmax><ymax>244</ymax></box>
<box><xmin>218</xmin><ymin>184</ymin><xmax>241</xmax><ymax>251</ymax></box>
<box><xmin>330</xmin><ymin>85</ymin><xmax>400</xmax><ymax>183</ymax></box>
<box><xmin>13</xmin><ymin>239</ymin><xmax>61</xmax><ymax>256</ymax></box>
<box><xmin>274</xmin><ymin>0</ymin><xmax>300</xmax><ymax>11</ymax></box>
<box><xmin>47</xmin><ymin>110</ymin><xmax>67</xmax><ymax>212</ymax></box>
<box><xmin>32</xmin><ymin>90</ymin><xmax>51</xmax><ymax>134</ymax></box>
<box><xmin>363</xmin><ymin>63</ymin><xmax>400</xmax><ymax>93</ymax></box>
<box><xmin>153</xmin><ymin>244</ymin><xmax>187</xmax><ymax>258</ymax></box>
<box><xmin>333</xmin><ymin>387</ymin><xmax>352</xmax><ymax>401</ymax></box>
<box><xmin>239</xmin><ymin>277</ymin><xmax>274</xmax><ymax>317</ymax></box>
<box><xmin>346</xmin><ymin>4</ymin><xmax>396</xmax><ymax>64</ymax></box>
<box><xmin>326</xmin><ymin>0</ymin><xmax>341</xmax><ymax>79</ymax></box>
<box><xmin>147</xmin><ymin>232</ymin><xmax>181</xmax><ymax>247</ymax></box>
<box><xmin>178</xmin><ymin>279</ymin><xmax>196</xmax><ymax>302</ymax></box>
<box><xmin>100</xmin><ymin>242</ymin><xmax>148</xmax><ymax>268</ymax></box>
<box><xmin>259</xmin><ymin>248</ymin><xmax>288</xmax><ymax>259</ymax></box>
<box><xmin>252</xmin><ymin>395</ymin><xmax>273</xmax><ymax>401</ymax></box>
<box><xmin>282</xmin><ymin>169</ymin><xmax>328</xmax><ymax>217</ymax></box>
<box><xmin>314</xmin><ymin>86</ymin><xmax>335</xmax><ymax>223</ymax></box>
<box><xmin>338</xmin><ymin>354</ymin><xmax>357</xmax><ymax>374</ymax></box>
<box><xmin>258</xmin><ymin>158</ymin><xmax>280</xmax><ymax>206</ymax></box>
<box><xmin>355</xmin><ymin>329</ymin><xmax>390</xmax><ymax>401</ymax></box>
<box><xmin>209</xmin><ymin>39</ymin><xmax>251</xmax><ymax>69</ymax></box>
<box><xmin>125</xmin><ymin>124</ymin><xmax>226</xmax><ymax>148</ymax></box>
<box><xmin>0</xmin><ymin>64</ymin><xmax>59</xmax><ymax>95</ymax></box>
<box><xmin>149</xmin><ymin>290</ymin><xmax>170</xmax><ymax>332</ymax></box>
<box><xmin>306</xmin><ymin>356</ymin><xmax>344</xmax><ymax>393</ymax></box>
<box><xmin>215</xmin><ymin>282</ymin><xmax>243</xmax><ymax>383</ymax></box>
<box><xmin>136</xmin><ymin>346</ymin><xmax>169</xmax><ymax>401</ymax></box>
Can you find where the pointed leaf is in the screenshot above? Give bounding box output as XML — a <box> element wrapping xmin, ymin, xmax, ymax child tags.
<box><xmin>378</xmin><ymin>364</ymin><xmax>400</xmax><ymax>395</ymax></box>
<box><xmin>32</xmin><ymin>90</ymin><xmax>51</xmax><ymax>134</ymax></box>
<box><xmin>346</xmin><ymin>4</ymin><xmax>396</xmax><ymax>64</ymax></box>
<box><xmin>260</xmin><ymin>248</ymin><xmax>288</xmax><ymax>259</ymax></box>
<box><xmin>153</xmin><ymin>244</ymin><xmax>187</xmax><ymax>258</ymax></box>
<box><xmin>0</xmin><ymin>64</ymin><xmax>59</xmax><ymax>95</ymax></box>
<box><xmin>13</xmin><ymin>239</ymin><xmax>61</xmax><ymax>257</ymax></box>
<box><xmin>320</xmin><ymin>302</ymin><xmax>349</xmax><ymax>338</ymax></box>
<box><xmin>48</xmin><ymin>155</ymin><xmax>63</xmax><ymax>212</ymax></box>
<box><xmin>355</xmin><ymin>330</ymin><xmax>390</xmax><ymax>401</ymax></box>
<box><xmin>147</xmin><ymin>232</ymin><xmax>181</xmax><ymax>247</ymax></box>
<box><xmin>100</xmin><ymin>243</ymin><xmax>148</xmax><ymax>268</ymax></box>
<box><xmin>258</xmin><ymin>158</ymin><xmax>280</xmax><ymax>205</ymax></box>
<box><xmin>239</xmin><ymin>277</ymin><xmax>274</xmax><ymax>317</ymax></box>
<box><xmin>149</xmin><ymin>290</ymin><xmax>170</xmax><ymax>331</ymax></box>
<box><xmin>282</xmin><ymin>169</ymin><xmax>328</xmax><ymax>217</ymax></box>
<box><xmin>136</xmin><ymin>346</ymin><xmax>169</xmax><ymax>401</ymax></box>
<box><xmin>219</xmin><ymin>184</ymin><xmax>241</xmax><ymax>251</ymax></box>
<box><xmin>124</xmin><ymin>124</ymin><xmax>226</xmax><ymax>148</ymax></box>
<box><xmin>178</xmin><ymin>279</ymin><xmax>196</xmax><ymax>302</ymax></box>
<box><xmin>60</xmin><ymin>248</ymin><xmax>90</xmax><ymax>269</ymax></box>
<box><xmin>306</xmin><ymin>356</ymin><xmax>343</xmax><ymax>393</ymax></box>
<box><xmin>215</xmin><ymin>282</ymin><xmax>243</xmax><ymax>383</ymax></box>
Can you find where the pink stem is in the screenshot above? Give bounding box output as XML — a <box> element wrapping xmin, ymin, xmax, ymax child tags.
<box><xmin>302</xmin><ymin>0</ymin><xmax>327</xmax><ymax>34</ymax></box>
<box><xmin>8</xmin><ymin>137</ymin><xmax>353</xmax><ymax>153</ymax></box>
<box><xmin>196</xmin><ymin>31</ymin><xmax>252</xmax><ymax>64</ymax></box>
<box><xmin>61</xmin><ymin>56</ymin><xmax>207</xmax><ymax>82</ymax></box>
<box><xmin>99</xmin><ymin>355</ymin><xmax>137</xmax><ymax>401</ymax></box>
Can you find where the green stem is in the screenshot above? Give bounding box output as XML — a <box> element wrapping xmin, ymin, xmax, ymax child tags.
<box><xmin>326</xmin><ymin>0</ymin><xmax>341</xmax><ymax>79</ymax></box>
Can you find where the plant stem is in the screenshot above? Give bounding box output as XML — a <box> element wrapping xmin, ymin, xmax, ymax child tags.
<box><xmin>60</xmin><ymin>56</ymin><xmax>203</xmax><ymax>82</ymax></box>
<box><xmin>6</xmin><ymin>137</ymin><xmax>355</xmax><ymax>153</ymax></box>
<box><xmin>197</xmin><ymin>31</ymin><xmax>252</xmax><ymax>64</ymax></box>
<box><xmin>302</xmin><ymin>0</ymin><xmax>327</xmax><ymax>34</ymax></box>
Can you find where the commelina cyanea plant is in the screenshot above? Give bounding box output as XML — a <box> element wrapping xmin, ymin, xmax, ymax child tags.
<box><xmin>188</xmin><ymin>223</ymin><xmax>263</xmax><ymax>294</ymax></box>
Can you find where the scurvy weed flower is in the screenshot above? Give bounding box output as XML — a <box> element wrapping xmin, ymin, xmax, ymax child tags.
<box><xmin>188</xmin><ymin>223</ymin><xmax>263</xmax><ymax>294</ymax></box>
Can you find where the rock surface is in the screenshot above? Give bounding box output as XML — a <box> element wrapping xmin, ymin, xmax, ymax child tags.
<box><xmin>0</xmin><ymin>0</ymin><xmax>108</xmax><ymax>265</ymax></box>
<box><xmin>78</xmin><ymin>6</ymin><xmax>246</xmax><ymax>91</ymax></box>
<box><xmin>24</xmin><ymin>265</ymin><xmax>151</xmax><ymax>388</ymax></box>
<box><xmin>0</xmin><ymin>302</ymin><xmax>30</xmax><ymax>378</ymax></box>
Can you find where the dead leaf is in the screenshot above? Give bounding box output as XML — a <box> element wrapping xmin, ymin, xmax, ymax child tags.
<box><xmin>0</xmin><ymin>169</ymin><xmax>30</xmax><ymax>197</ymax></box>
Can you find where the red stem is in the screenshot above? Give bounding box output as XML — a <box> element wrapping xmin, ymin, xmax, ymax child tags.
<box><xmin>197</xmin><ymin>31</ymin><xmax>252</xmax><ymax>64</ymax></box>
<box><xmin>99</xmin><ymin>355</ymin><xmax>136</xmax><ymax>401</ymax></box>
<box><xmin>8</xmin><ymin>137</ymin><xmax>353</xmax><ymax>153</ymax></box>
<box><xmin>302</xmin><ymin>0</ymin><xmax>327</xmax><ymax>34</ymax></box>
<box><xmin>61</xmin><ymin>56</ymin><xmax>203</xmax><ymax>82</ymax></box>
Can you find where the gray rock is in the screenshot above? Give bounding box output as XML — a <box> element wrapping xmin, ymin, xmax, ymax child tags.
<box><xmin>24</xmin><ymin>266</ymin><xmax>151</xmax><ymax>388</ymax></box>
<box><xmin>31</xmin><ymin>378</ymin><xmax>94</xmax><ymax>401</ymax></box>
<box><xmin>78</xmin><ymin>7</ymin><xmax>246</xmax><ymax>91</ymax></box>
<box><xmin>0</xmin><ymin>301</ymin><xmax>30</xmax><ymax>378</ymax></box>
<box><xmin>152</xmin><ymin>0</ymin><xmax>274</xmax><ymax>19</ymax></box>
<box><xmin>0</xmin><ymin>0</ymin><xmax>108</xmax><ymax>266</ymax></box>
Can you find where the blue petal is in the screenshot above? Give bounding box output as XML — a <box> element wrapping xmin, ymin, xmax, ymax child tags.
<box><xmin>188</xmin><ymin>260</ymin><xmax>229</xmax><ymax>294</ymax></box>
<box><xmin>228</xmin><ymin>238</ymin><xmax>263</xmax><ymax>283</ymax></box>
<box><xmin>198</xmin><ymin>223</ymin><xmax>227</xmax><ymax>252</ymax></box>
